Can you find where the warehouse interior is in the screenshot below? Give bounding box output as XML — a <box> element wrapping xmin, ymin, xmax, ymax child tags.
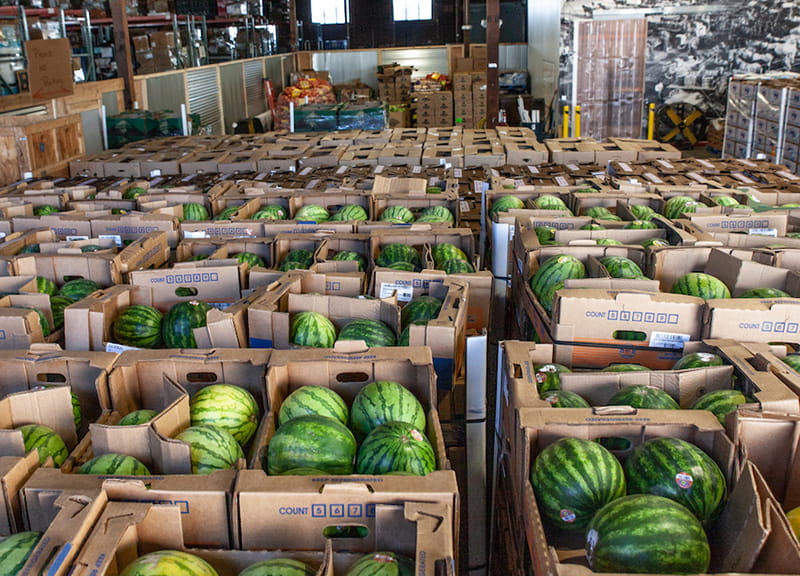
<box><xmin>0</xmin><ymin>1</ymin><xmax>799</xmax><ymax>575</ymax></box>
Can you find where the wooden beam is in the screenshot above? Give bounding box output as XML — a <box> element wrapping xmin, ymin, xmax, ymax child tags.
<box><xmin>485</xmin><ymin>0</ymin><xmax>500</xmax><ymax>127</ymax></box>
<box><xmin>109</xmin><ymin>0</ymin><xmax>136</xmax><ymax>109</ymax></box>
<box><xmin>463</xmin><ymin>0</ymin><xmax>471</xmax><ymax>57</ymax></box>
<box><xmin>288</xmin><ymin>0</ymin><xmax>298</xmax><ymax>51</ymax></box>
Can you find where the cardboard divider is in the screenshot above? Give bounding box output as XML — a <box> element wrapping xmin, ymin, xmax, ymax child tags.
<box><xmin>0</xmin><ymin>452</ymin><xmax>40</xmax><ymax>536</ymax></box>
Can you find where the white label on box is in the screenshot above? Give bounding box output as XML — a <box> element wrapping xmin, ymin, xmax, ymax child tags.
<box><xmin>460</xmin><ymin>200</ymin><xmax>471</xmax><ymax>212</ymax></box>
<box><xmin>643</xmin><ymin>172</ymin><xmax>664</xmax><ymax>184</ymax></box>
<box><xmin>300</xmin><ymin>167</ymin><xmax>313</xmax><ymax>176</ymax></box>
<box><xmin>566</xmin><ymin>164</ymin><xmax>579</xmax><ymax>172</ymax></box>
<box><xmin>738</xmin><ymin>159</ymin><xmax>758</xmax><ymax>167</ymax></box>
<box><xmin>0</xmin><ymin>233</ymin><xmax>6</xmax><ymax>240</ymax></box>
<box><xmin>181</xmin><ymin>175</ymin><xmax>195</xmax><ymax>182</ymax></box>
<box><xmin>255</xmin><ymin>172</ymin><xmax>268</xmax><ymax>180</ymax></box>
<box><xmin>412</xmin><ymin>165</ymin><xmax>422</xmax><ymax>173</ymax></box>
<box><xmin>336</xmin><ymin>165</ymin><xmax>348</xmax><ymax>174</ymax></box>
<box><xmin>777</xmin><ymin>170</ymin><xmax>800</xmax><ymax>180</ymax></box>
<box><xmin>66</xmin><ymin>236</ymin><xmax>89</xmax><ymax>241</ymax></box>
<box><xmin>453</xmin><ymin>168</ymin><xmax>463</xmax><ymax>178</ymax></box>
<box><xmin>307</xmin><ymin>179</ymin><xmax>320</xmax><ymax>188</ymax></box>
<box><xmin>375</xmin><ymin>165</ymin><xmax>385</xmax><ymax>174</ymax></box>
<box><xmin>628</xmin><ymin>178</ymin><xmax>641</xmax><ymax>185</ymax></box>
<box><xmin>697</xmin><ymin>159</ymin><xmax>715</xmax><ymax>169</ymax></box>
<box><xmin>748</xmin><ymin>228</ymin><xmax>778</xmax><ymax>237</ymax></box>
<box><xmin>106</xmin><ymin>342</ymin><xmax>141</xmax><ymax>353</ymax></box>
<box><xmin>618</xmin><ymin>162</ymin><xmax>632</xmax><ymax>172</ymax></box>
<box><xmin>732</xmin><ymin>172</ymin><xmax>756</xmax><ymax>183</ymax></box>
<box><xmin>99</xmin><ymin>234</ymin><xmax>123</xmax><ymax>247</ymax></box>
<box><xmin>656</xmin><ymin>159</ymin><xmax>674</xmax><ymax>169</ymax></box>
<box><xmin>380</xmin><ymin>282</ymin><xmax>414</xmax><ymax>302</ymax></box>
<box><xmin>429</xmin><ymin>177</ymin><xmax>438</xmax><ymax>186</ymax></box>
<box><xmin>555</xmin><ymin>176</ymin><xmax>569</xmax><ymax>187</ymax></box>
<box><xmin>686</xmin><ymin>172</ymin><xmax>708</xmax><ymax>183</ymax></box>
<box><xmin>490</xmin><ymin>169</ymin><xmax>500</xmax><ymax>177</ymax></box>
<box><xmin>184</xmin><ymin>230</ymin><xmax>210</xmax><ymax>239</ymax></box>
<box><xmin>209</xmin><ymin>302</ymin><xmax>231</xmax><ymax>310</ymax></box>
<box><xmin>514</xmin><ymin>179</ymin><xmax>525</xmax><ymax>187</ymax></box>
<box><xmin>649</xmin><ymin>331</ymin><xmax>690</xmax><ymax>349</ymax></box>
<box><xmin>528</xmin><ymin>165</ymin><xmax>540</xmax><ymax>174</ymax></box>
<box><xmin>149</xmin><ymin>170</ymin><xmax>162</xmax><ymax>178</ymax></box>
<box><xmin>83</xmin><ymin>179</ymin><xmax>97</xmax><ymax>185</ymax></box>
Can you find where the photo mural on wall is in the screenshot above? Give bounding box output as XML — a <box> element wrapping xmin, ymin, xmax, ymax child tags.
<box><xmin>559</xmin><ymin>0</ymin><xmax>800</xmax><ymax>139</ymax></box>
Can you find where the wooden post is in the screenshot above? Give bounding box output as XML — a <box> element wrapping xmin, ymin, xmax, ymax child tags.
<box><xmin>109</xmin><ymin>0</ymin><xmax>136</xmax><ymax>109</ymax></box>
<box><xmin>288</xmin><ymin>0</ymin><xmax>298</xmax><ymax>51</ymax></box>
<box><xmin>463</xmin><ymin>0</ymin><xmax>471</xmax><ymax>57</ymax></box>
<box><xmin>485</xmin><ymin>0</ymin><xmax>500</xmax><ymax>128</ymax></box>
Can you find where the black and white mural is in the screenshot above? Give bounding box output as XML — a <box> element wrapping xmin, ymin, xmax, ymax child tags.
<box><xmin>560</xmin><ymin>0</ymin><xmax>800</xmax><ymax>128</ymax></box>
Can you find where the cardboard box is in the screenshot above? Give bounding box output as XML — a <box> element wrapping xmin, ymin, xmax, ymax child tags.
<box><xmin>0</xmin><ymin>293</ymin><xmax>55</xmax><ymax>348</ymax></box>
<box><xmin>544</xmin><ymin>138</ymin><xmax>597</xmax><ymax>164</ymax></box>
<box><xmin>90</xmin><ymin>213</ymin><xmax>180</xmax><ymax>248</ymax></box>
<box><xmin>129</xmin><ymin>260</ymin><xmax>243</xmax><ymax>310</ymax></box>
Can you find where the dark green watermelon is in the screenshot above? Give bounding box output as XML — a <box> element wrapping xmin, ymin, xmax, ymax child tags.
<box><xmin>400</xmin><ymin>295</ymin><xmax>442</xmax><ymax>329</ymax></box>
<box><xmin>337</xmin><ymin>318</ymin><xmax>396</xmax><ymax>347</ymax></box>
<box><xmin>607</xmin><ymin>385</ymin><xmax>679</xmax><ymax>410</ymax></box>
<box><xmin>355</xmin><ymin>421</ymin><xmax>435</xmax><ymax>476</ymax></box>
<box><xmin>266</xmin><ymin>415</ymin><xmax>356</xmax><ymax>475</ymax></box>
<box><xmin>162</xmin><ymin>300</ymin><xmax>212</xmax><ymax>348</ymax></box>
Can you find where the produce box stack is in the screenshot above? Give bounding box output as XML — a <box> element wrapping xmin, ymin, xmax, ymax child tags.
<box><xmin>377</xmin><ymin>64</ymin><xmax>414</xmax><ymax>106</ymax></box>
<box><xmin>413</xmin><ymin>91</ymin><xmax>455</xmax><ymax>128</ymax></box>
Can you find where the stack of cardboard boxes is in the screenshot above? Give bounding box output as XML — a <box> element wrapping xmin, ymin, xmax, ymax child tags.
<box><xmin>453</xmin><ymin>72</ymin><xmax>487</xmax><ymax>128</ymax></box>
<box><xmin>413</xmin><ymin>92</ymin><xmax>454</xmax><ymax>128</ymax></box>
<box><xmin>133</xmin><ymin>31</ymin><xmax>180</xmax><ymax>75</ymax></box>
<box><xmin>378</xmin><ymin>65</ymin><xmax>414</xmax><ymax>129</ymax></box>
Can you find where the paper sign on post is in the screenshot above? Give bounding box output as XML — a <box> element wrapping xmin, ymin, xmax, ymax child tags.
<box><xmin>26</xmin><ymin>38</ymin><xmax>74</xmax><ymax>100</ymax></box>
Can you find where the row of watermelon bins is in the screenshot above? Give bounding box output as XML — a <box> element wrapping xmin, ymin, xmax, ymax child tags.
<box><xmin>0</xmin><ymin>345</ymin><xmax>459</xmax><ymax>572</ymax></box>
<box><xmin>494</xmin><ymin>339</ymin><xmax>800</xmax><ymax>575</ymax></box>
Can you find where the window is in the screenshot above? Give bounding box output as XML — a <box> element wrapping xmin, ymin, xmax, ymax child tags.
<box><xmin>393</xmin><ymin>0</ymin><xmax>432</xmax><ymax>21</ymax></box>
<box><xmin>311</xmin><ymin>0</ymin><xmax>347</xmax><ymax>24</ymax></box>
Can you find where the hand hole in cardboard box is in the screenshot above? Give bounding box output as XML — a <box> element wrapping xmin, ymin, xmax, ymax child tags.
<box><xmin>62</xmin><ymin>275</ymin><xmax>87</xmax><ymax>283</ymax></box>
<box><xmin>185</xmin><ymin>371</ymin><xmax>220</xmax><ymax>383</ymax></box>
<box><xmin>595</xmin><ymin>436</ymin><xmax>633</xmax><ymax>455</ymax></box>
<box><xmin>174</xmin><ymin>287</ymin><xmax>199</xmax><ymax>297</ymax></box>
<box><xmin>35</xmin><ymin>373</ymin><xmax>67</xmax><ymax>383</ymax></box>
<box><xmin>335</xmin><ymin>371</ymin><xmax>370</xmax><ymax>383</ymax></box>
<box><xmin>323</xmin><ymin>524</ymin><xmax>369</xmax><ymax>539</ymax></box>
<box><xmin>611</xmin><ymin>330</ymin><xmax>647</xmax><ymax>342</ymax></box>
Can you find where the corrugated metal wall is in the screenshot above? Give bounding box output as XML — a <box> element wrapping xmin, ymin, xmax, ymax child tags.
<box><xmin>244</xmin><ymin>60</ymin><xmax>267</xmax><ymax>117</ymax></box>
<box><xmin>219</xmin><ymin>63</ymin><xmax>245</xmax><ymax>133</ymax></box>
<box><xmin>187</xmin><ymin>67</ymin><xmax>223</xmax><ymax>134</ymax></box>
<box><xmin>312</xmin><ymin>50</ymin><xmax>380</xmax><ymax>87</ymax></box>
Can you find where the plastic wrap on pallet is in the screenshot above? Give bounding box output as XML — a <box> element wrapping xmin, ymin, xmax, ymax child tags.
<box><xmin>337</xmin><ymin>102</ymin><xmax>387</xmax><ymax>131</ymax></box>
<box><xmin>291</xmin><ymin>104</ymin><xmax>341</xmax><ymax>132</ymax></box>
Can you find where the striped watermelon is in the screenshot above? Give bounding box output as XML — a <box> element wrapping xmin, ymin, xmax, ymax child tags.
<box><xmin>279</xmin><ymin>260</ymin><xmax>310</xmax><ymax>272</ymax></box>
<box><xmin>33</xmin><ymin>204</ymin><xmax>59</xmax><ymax>216</ymax></box>
<box><xmin>80</xmin><ymin>244</ymin><xmax>105</xmax><ymax>253</ymax></box>
<box><xmin>331</xmin><ymin>204</ymin><xmax>369</xmax><ymax>221</ymax></box>
<box><xmin>585</xmin><ymin>206</ymin><xmax>615</xmax><ymax>219</ymax></box>
<box><xmin>213</xmin><ymin>206</ymin><xmax>240</xmax><ymax>220</ymax></box>
<box><xmin>19</xmin><ymin>423</ymin><xmax>68</xmax><ymax>466</ymax></box>
<box><xmin>279</xmin><ymin>385</ymin><xmax>348</xmax><ymax>426</ymax></box>
<box><xmin>294</xmin><ymin>204</ymin><xmax>330</xmax><ymax>222</ymax></box>
<box><xmin>252</xmin><ymin>205</ymin><xmax>288</xmax><ymax>220</ymax></box>
<box><xmin>431</xmin><ymin>243</ymin><xmax>468</xmax><ymax>265</ymax></box>
<box><xmin>712</xmin><ymin>194</ymin><xmax>740</xmax><ymax>207</ymax></box>
<box><xmin>530</xmin><ymin>437</ymin><xmax>626</xmax><ymax>532</ymax></box>
<box><xmin>350</xmin><ymin>380</ymin><xmax>426</xmax><ymax>439</ymax></box>
<box><xmin>18</xmin><ymin>243</ymin><xmax>40</xmax><ymax>254</ymax></box>
<box><xmin>79</xmin><ymin>453</ymin><xmax>151</xmax><ymax>476</ymax></box>
<box><xmin>35</xmin><ymin>276</ymin><xmax>57</xmax><ymax>296</ymax></box>
<box><xmin>338</xmin><ymin>318</ymin><xmax>397</xmax><ymax>347</ymax></box>
<box><xmin>782</xmin><ymin>355</ymin><xmax>800</xmax><ymax>373</ymax></box>
<box><xmin>624</xmin><ymin>219</ymin><xmax>659</xmax><ymax>230</ymax></box>
<box><xmin>162</xmin><ymin>300</ymin><xmax>212</xmax><ymax>348</ymax></box>
<box><xmin>596</xmin><ymin>238</ymin><xmax>623</xmax><ymax>246</ymax></box>
<box><xmin>416</xmin><ymin>205</ymin><xmax>454</xmax><ymax>223</ymax></box>
<box><xmin>113</xmin><ymin>305</ymin><xmax>164</xmax><ymax>348</ymax></box>
<box><xmin>355</xmin><ymin>421</ymin><xmax>436</xmax><ymax>476</ymax></box>
<box><xmin>672</xmin><ymin>272</ymin><xmax>731</xmax><ymax>299</ymax></box>
<box><xmin>690</xmin><ymin>389</ymin><xmax>750</xmax><ymax>425</ymax></box>
<box><xmin>120</xmin><ymin>550</ymin><xmax>218</xmax><ymax>576</ymax></box>
<box><xmin>489</xmin><ymin>195</ymin><xmax>525</xmax><ymax>217</ymax></box>
<box><xmin>533</xmin><ymin>363</ymin><xmax>571</xmax><ymax>393</ymax></box>
<box><xmin>387</xmin><ymin>261</ymin><xmax>417</xmax><ymax>272</ymax></box>
<box><xmin>600</xmin><ymin>256</ymin><xmax>646</xmax><ymax>279</ymax></box>
<box><xmin>345</xmin><ymin>552</ymin><xmax>414</xmax><ymax>576</ymax></box>
<box><xmin>533</xmin><ymin>194</ymin><xmax>569</xmax><ymax>211</ymax></box>
<box><xmin>183</xmin><ymin>203</ymin><xmax>210</xmax><ymax>221</ymax></box>
<box><xmin>398</xmin><ymin>319</ymin><xmax>428</xmax><ymax>346</ymax></box>
<box><xmin>122</xmin><ymin>186</ymin><xmax>147</xmax><ymax>200</ymax></box>
<box><xmin>673</xmin><ymin>352</ymin><xmax>725</xmax><ymax>370</ymax></box>
<box><xmin>376</xmin><ymin>243</ymin><xmax>421</xmax><ymax>269</ymax></box>
<box><xmin>628</xmin><ymin>204</ymin><xmax>658</xmax><ymax>221</ymax></box>
<box><xmin>267</xmin><ymin>415</ymin><xmax>356</xmax><ymax>475</ymax></box>
<box><xmin>332</xmin><ymin>251</ymin><xmax>366</xmax><ymax>271</ymax></box>
<box><xmin>239</xmin><ymin>559</ymin><xmax>317</xmax><ymax>576</ymax></box>
<box><xmin>118</xmin><ymin>409</ymin><xmax>158</xmax><ymax>426</ymax></box>
<box><xmin>175</xmin><ymin>424</ymin><xmax>244</xmax><ymax>474</ymax></box>
<box><xmin>538</xmin><ymin>279</ymin><xmax>565</xmax><ymax>316</ymax></box>
<box><xmin>641</xmin><ymin>238</ymin><xmax>669</xmax><ymax>248</ymax></box>
<box><xmin>601</xmin><ymin>363</ymin><xmax>651</xmax><ymax>372</ymax></box>
<box><xmin>586</xmin><ymin>494</ymin><xmax>710</xmax><ymax>574</ymax></box>
<box><xmin>607</xmin><ymin>385</ymin><xmax>679</xmax><ymax>409</ymax></box>
<box><xmin>235</xmin><ymin>252</ymin><xmax>266</xmax><ymax>268</ymax></box>
<box><xmin>49</xmin><ymin>295</ymin><xmax>72</xmax><ymax>329</ymax></box>
<box><xmin>282</xmin><ymin>249</ymin><xmax>314</xmax><ymax>267</ymax></box>
<box><xmin>58</xmin><ymin>279</ymin><xmax>100</xmax><ymax>302</ymax></box>
<box><xmin>379</xmin><ymin>205</ymin><xmax>415</xmax><ymax>223</ymax></box>
<box><xmin>439</xmin><ymin>258</ymin><xmax>475</xmax><ymax>274</ymax></box>
<box><xmin>540</xmin><ymin>390</ymin><xmax>590</xmax><ymax>408</ymax></box>
<box><xmin>664</xmin><ymin>195</ymin><xmax>700</xmax><ymax>219</ymax></box>
<box><xmin>624</xmin><ymin>437</ymin><xmax>727</xmax><ymax>526</ymax></box>
<box><xmin>581</xmin><ymin>223</ymin><xmax>606</xmax><ymax>231</ymax></box>
<box><xmin>400</xmin><ymin>295</ymin><xmax>442</xmax><ymax>329</ymax></box>
<box><xmin>613</xmin><ymin>330</ymin><xmax>647</xmax><ymax>342</ymax></box>
<box><xmin>739</xmin><ymin>287</ymin><xmax>790</xmax><ymax>298</ymax></box>
<box><xmin>291</xmin><ymin>311</ymin><xmax>337</xmax><ymax>348</ymax></box>
<box><xmin>535</xmin><ymin>227</ymin><xmax>557</xmax><ymax>245</ymax></box>
<box><xmin>0</xmin><ymin>531</ymin><xmax>42</xmax><ymax>576</ymax></box>
<box><xmin>17</xmin><ymin>306</ymin><xmax>50</xmax><ymax>337</ymax></box>
<box><xmin>190</xmin><ymin>384</ymin><xmax>260</xmax><ymax>445</ymax></box>
<box><xmin>529</xmin><ymin>254</ymin><xmax>586</xmax><ymax>298</ymax></box>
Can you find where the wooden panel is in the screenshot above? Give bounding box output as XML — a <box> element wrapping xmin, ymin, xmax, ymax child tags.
<box><xmin>28</xmin><ymin>129</ymin><xmax>58</xmax><ymax>171</ymax></box>
<box><xmin>56</xmin><ymin>118</ymin><xmax>84</xmax><ymax>161</ymax></box>
<box><xmin>0</xmin><ymin>79</ymin><xmax>123</xmax><ymax>115</ymax></box>
<box><xmin>0</xmin><ymin>135</ymin><xmax>20</xmax><ymax>184</ymax></box>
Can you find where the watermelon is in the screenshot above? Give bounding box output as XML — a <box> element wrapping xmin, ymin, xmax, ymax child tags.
<box><xmin>162</xmin><ymin>300</ymin><xmax>212</xmax><ymax>348</ymax></box>
<box><xmin>624</xmin><ymin>219</ymin><xmax>659</xmax><ymax>230</ymax></box>
<box><xmin>439</xmin><ymin>258</ymin><xmax>475</xmax><ymax>274</ymax></box>
<box><xmin>291</xmin><ymin>311</ymin><xmax>336</xmax><ymax>348</ymax></box>
<box><xmin>17</xmin><ymin>306</ymin><xmax>50</xmax><ymax>337</ymax></box>
<box><xmin>672</xmin><ymin>272</ymin><xmax>731</xmax><ymax>299</ymax></box>
<box><xmin>628</xmin><ymin>204</ymin><xmax>658</xmax><ymax>220</ymax></box>
<box><xmin>331</xmin><ymin>250</ymin><xmax>365</xmax><ymax>271</ymax></box>
<box><xmin>614</xmin><ymin>330</ymin><xmax>648</xmax><ymax>342</ymax></box>
<box><xmin>79</xmin><ymin>453</ymin><xmax>151</xmax><ymax>476</ymax></box>
<box><xmin>188</xmin><ymin>254</ymin><xmax>210</xmax><ymax>261</ymax></box>
<box><xmin>279</xmin><ymin>261</ymin><xmax>310</xmax><ymax>272</ymax></box>
<box><xmin>673</xmin><ymin>352</ymin><xmax>725</xmax><ymax>370</ymax></box>
<box><xmin>641</xmin><ymin>238</ymin><xmax>669</xmax><ymax>248</ymax></box>
<box><xmin>190</xmin><ymin>384</ymin><xmax>259</xmax><ymax>445</ymax></box>
<box><xmin>691</xmin><ymin>389</ymin><xmax>751</xmax><ymax>425</ymax></box>
<box><xmin>599</xmin><ymin>256</ymin><xmax>646</xmax><ymax>279</ymax></box>
<box><xmin>601</xmin><ymin>363</ymin><xmax>651</xmax><ymax>372</ymax></box>
<box><xmin>355</xmin><ymin>421</ymin><xmax>435</xmax><ymax>476</ymax></box>
<box><xmin>279</xmin><ymin>386</ymin><xmax>348</xmax><ymax>426</ymax></box>
<box><xmin>267</xmin><ymin>414</ymin><xmax>356</xmax><ymax>475</ymax></box>
<box><xmin>379</xmin><ymin>205</ymin><xmax>415</xmax><ymax>223</ymax></box>
<box><xmin>664</xmin><ymin>195</ymin><xmax>701</xmax><ymax>220</ymax></box>
<box><xmin>33</xmin><ymin>204</ymin><xmax>59</xmax><ymax>216</ymax></box>
<box><xmin>712</xmin><ymin>194</ymin><xmax>740</xmax><ymax>207</ymax></box>
<box><xmin>183</xmin><ymin>203</ymin><xmax>210</xmax><ymax>221</ymax></box>
<box><xmin>533</xmin><ymin>194</ymin><xmax>569</xmax><ymax>211</ymax></box>
<box><xmin>529</xmin><ymin>254</ymin><xmax>586</xmax><ymax>298</ymax></box>
<box><xmin>489</xmin><ymin>195</ymin><xmax>524</xmax><ymax>216</ymax></box>
<box><xmin>431</xmin><ymin>243</ymin><xmax>468</xmax><ymax>265</ymax></box>
<box><xmin>240</xmin><ymin>559</ymin><xmax>317</xmax><ymax>576</ymax></box>
<box><xmin>596</xmin><ymin>238</ymin><xmax>624</xmax><ymax>246</ymax></box>
<box><xmin>80</xmin><ymin>244</ymin><xmax>106</xmax><ymax>253</ymax></box>
<box><xmin>0</xmin><ymin>531</ymin><xmax>42</xmax><ymax>576</ymax></box>
<box><xmin>18</xmin><ymin>423</ymin><xmax>68</xmax><ymax>466</ymax></box>
<box><xmin>345</xmin><ymin>552</ymin><xmax>414</xmax><ymax>576</ymax></box>
<box><xmin>782</xmin><ymin>355</ymin><xmax>800</xmax><ymax>373</ymax></box>
<box><xmin>118</xmin><ymin>409</ymin><xmax>158</xmax><ymax>426</ymax></box>
<box><xmin>533</xmin><ymin>363</ymin><xmax>571</xmax><ymax>393</ymax></box>
<box><xmin>540</xmin><ymin>390</ymin><xmax>590</xmax><ymax>408</ymax></box>
<box><xmin>113</xmin><ymin>305</ymin><xmax>164</xmax><ymax>348</ymax></box>
<box><xmin>122</xmin><ymin>186</ymin><xmax>147</xmax><ymax>200</ymax></box>
<box><xmin>338</xmin><ymin>318</ymin><xmax>396</xmax><ymax>347</ymax></box>
<box><xmin>294</xmin><ymin>204</ymin><xmax>330</xmax><ymax>222</ymax></box>
<box><xmin>739</xmin><ymin>287</ymin><xmax>790</xmax><ymax>298</ymax></box>
<box><xmin>387</xmin><ymin>261</ymin><xmax>417</xmax><ymax>272</ymax></box>
<box><xmin>331</xmin><ymin>204</ymin><xmax>369</xmax><ymax>221</ymax></box>
<box><xmin>416</xmin><ymin>205</ymin><xmax>454</xmax><ymax>223</ymax></box>
<box><xmin>213</xmin><ymin>205</ymin><xmax>240</xmax><ymax>220</ymax></box>
<box><xmin>18</xmin><ymin>243</ymin><xmax>40</xmax><ymax>254</ymax></box>
<box><xmin>375</xmin><ymin>244</ymin><xmax>421</xmax><ymax>269</ymax></box>
<box><xmin>252</xmin><ymin>205</ymin><xmax>288</xmax><ymax>220</ymax></box>
<box><xmin>607</xmin><ymin>385</ymin><xmax>680</xmax><ymax>409</ymax></box>
<box><xmin>530</xmin><ymin>437</ymin><xmax>626</xmax><ymax>531</ymax></box>
<box><xmin>119</xmin><ymin>550</ymin><xmax>218</xmax><ymax>576</ymax></box>
<box><xmin>36</xmin><ymin>276</ymin><xmax>57</xmax><ymax>296</ymax></box>
<box><xmin>58</xmin><ymin>278</ymin><xmax>100</xmax><ymax>301</ymax></box>
<box><xmin>350</xmin><ymin>380</ymin><xmax>426</xmax><ymax>439</ymax></box>
<box><xmin>585</xmin><ymin>206</ymin><xmax>614</xmax><ymax>219</ymax></box>
<box><xmin>585</xmin><ymin>494</ymin><xmax>710</xmax><ymax>574</ymax></box>
<box><xmin>175</xmin><ymin>424</ymin><xmax>244</xmax><ymax>474</ymax></box>
<box><xmin>538</xmin><ymin>279</ymin><xmax>565</xmax><ymax>315</ymax></box>
<box><xmin>580</xmin><ymin>223</ymin><xmax>605</xmax><ymax>231</ymax></box>
<box><xmin>624</xmin><ymin>437</ymin><xmax>727</xmax><ymax>526</ymax></box>
<box><xmin>235</xmin><ymin>252</ymin><xmax>266</xmax><ymax>268</ymax></box>
<box><xmin>534</xmin><ymin>227</ymin><xmax>557</xmax><ymax>245</ymax></box>
<box><xmin>280</xmin><ymin>467</ymin><xmax>328</xmax><ymax>476</ymax></box>
<box><xmin>400</xmin><ymin>295</ymin><xmax>442</xmax><ymax>329</ymax></box>
<box><xmin>49</xmin><ymin>295</ymin><xmax>72</xmax><ymax>330</ymax></box>
<box><xmin>398</xmin><ymin>319</ymin><xmax>427</xmax><ymax>346</ymax></box>
<box><xmin>282</xmin><ymin>249</ymin><xmax>314</xmax><ymax>267</ymax></box>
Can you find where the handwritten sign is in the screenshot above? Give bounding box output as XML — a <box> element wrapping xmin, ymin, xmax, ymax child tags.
<box><xmin>26</xmin><ymin>38</ymin><xmax>74</xmax><ymax>100</ymax></box>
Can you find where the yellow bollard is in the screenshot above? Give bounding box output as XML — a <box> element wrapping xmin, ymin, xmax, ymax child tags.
<box><xmin>575</xmin><ymin>105</ymin><xmax>581</xmax><ymax>138</ymax></box>
<box><xmin>647</xmin><ymin>103</ymin><xmax>656</xmax><ymax>140</ymax></box>
<box><xmin>562</xmin><ymin>105</ymin><xmax>569</xmax><ymax>138</ymax></box>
